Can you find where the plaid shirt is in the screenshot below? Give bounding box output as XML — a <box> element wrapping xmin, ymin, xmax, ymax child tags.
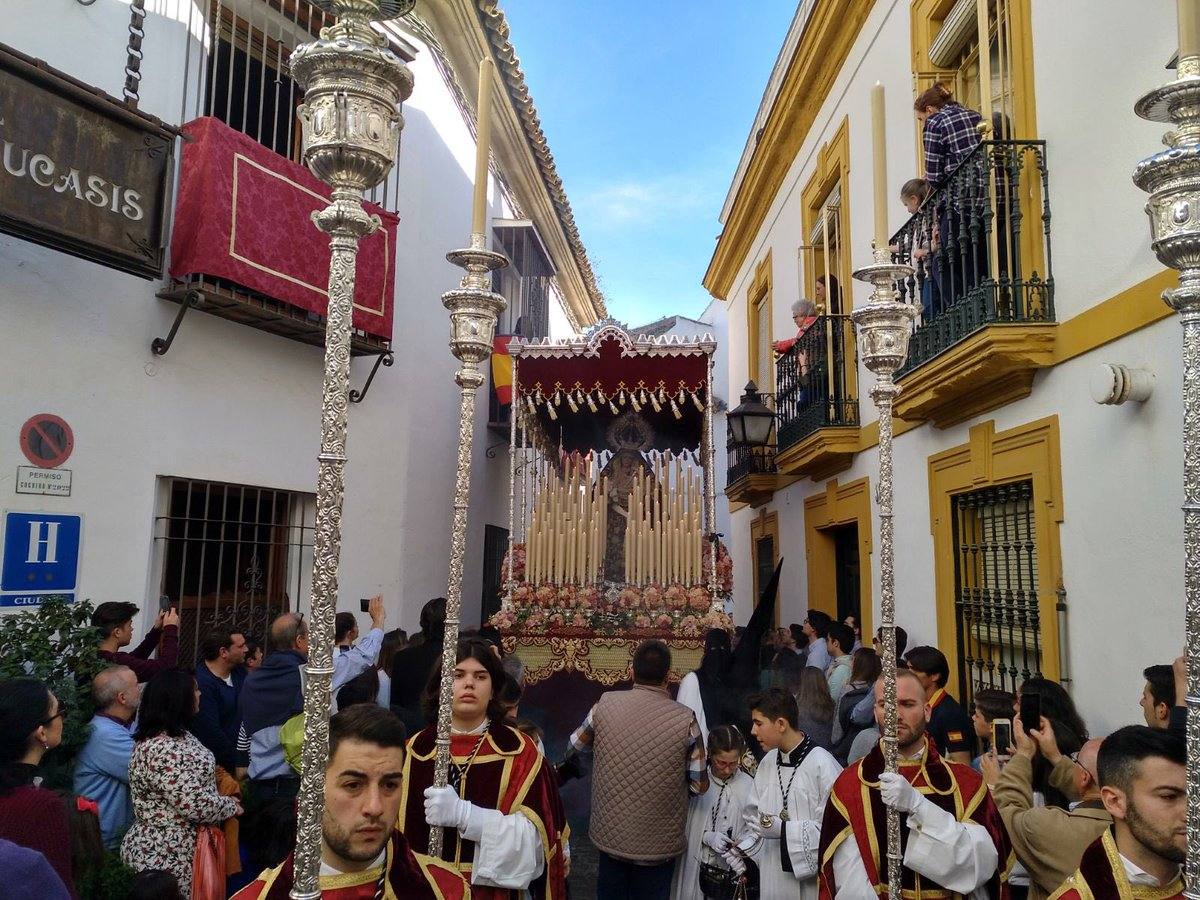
<box><xmin>568</xmin><ymin>701</ymin><xmax>709</xmax><ymax>795</ymax></box>
<box><xmin>922</xmin><ymin>102</ymin><xmax>983</xmax><ymax>187</ymax></box>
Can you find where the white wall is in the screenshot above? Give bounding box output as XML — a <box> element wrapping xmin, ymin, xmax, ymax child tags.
<box><xmin>715</xmin><ymin>0</ymin><xmax>1184</xmax><ymax>735</ymax></box>
<box><xmin>0</xmin><ymin>0</ymin><xmax>534</xmax><ymax>643</ymax></box>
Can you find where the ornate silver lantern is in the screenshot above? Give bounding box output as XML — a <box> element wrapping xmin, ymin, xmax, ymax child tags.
<box><xmin>287</xmin><ymin>2</ymin><xmax>413</xmax><ymax>897</ymax></box>
<box><xmin>851</xmin><ymin>245</ymin><xmax>915</xmax><ymax>895</ymax></box>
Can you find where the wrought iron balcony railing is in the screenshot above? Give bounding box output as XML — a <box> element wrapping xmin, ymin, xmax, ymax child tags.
<box><xmin>775</xmin><ymin>314</ymin><xmax>858</xmax><ymax>452</ymax></box>
<box><xmin>727</xmin><ymin>443</ymin><xmax>777</xmax><ymax>484</ymax></box>
<box><xmin>890</xmin><ymin>139</ymin><xmax>1054</xmax><ymax>376</ymax></box>
<box><xmin>727</xmin><ymin>390</ymin><xmax>777</xmax><ymax>485</ymax></box>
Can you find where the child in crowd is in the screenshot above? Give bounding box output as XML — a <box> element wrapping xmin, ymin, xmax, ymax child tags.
<box><xmin>671</xmin><ymin>725</ymin><xmax>756</xmax><ymax>900</ymax></box>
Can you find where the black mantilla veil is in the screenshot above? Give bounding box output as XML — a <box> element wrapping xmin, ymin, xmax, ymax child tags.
<box><xmin>692</xmin><ymin>559</ymin><xmax>783</xmax><ymax>754</ymax></box>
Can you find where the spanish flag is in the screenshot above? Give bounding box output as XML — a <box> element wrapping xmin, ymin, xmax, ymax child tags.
<box><xmin>492</xmin><ymin>335</ymin><xmax>514</xmax><ymax>405</ymax></box>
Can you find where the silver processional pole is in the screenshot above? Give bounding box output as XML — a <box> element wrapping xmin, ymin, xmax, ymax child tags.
<box><xmin>852</xmin><ymin>245</ymin><xmax>915</xmax><ymax>896</ymax></box>
<box><xmin>1133</xmin><ymin>2</ymin><xmax>1200</xmax><ymax>893</ymax></box>
<box><xmin>287</xmin><ymin>1</ymin><xmax>412</xmax><ymax>896</ymax></box>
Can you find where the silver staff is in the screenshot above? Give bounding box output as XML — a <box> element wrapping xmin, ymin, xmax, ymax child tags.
<box><xmin>852</xmin><ymin>245</ymin><xmax>915</xmax><ymax>896</ymax></box>
<box><xmin>1133</xmin><ymin>3</ymin><xmax>1200</xmax><ymax>893</ymax></box>
<box><xmin>428</xmin><ymin>233</ymin><xmax>508</xmax><ymax>857</ymax></box>
<box><xmin>287</xmin><ymin>2</ymin><xmax>412</xmax><ymax>896</ymax></box>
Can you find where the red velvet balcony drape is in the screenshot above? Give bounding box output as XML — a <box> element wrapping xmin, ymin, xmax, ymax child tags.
<box><xmin>169</xmin><ymin>116</ymin><xmax>397</xmax><ymax>340</ymax></box>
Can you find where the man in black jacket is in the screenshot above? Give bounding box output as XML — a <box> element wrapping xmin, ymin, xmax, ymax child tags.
<box><xmin>389</xmin><ymin>597</ymin><xmax>446</xmax><ymax>735</ymax></box>
<box><xmin>192</xmin><ymin>629</ymin><xmax>247</xmax><ymax>773</ymax></box>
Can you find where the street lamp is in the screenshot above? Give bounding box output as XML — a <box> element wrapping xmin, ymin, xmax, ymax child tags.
<box><xmin>727</xmin><ymin>381</ymin><xmax>776</xmax><ymax>448</ymax></box>
<box><xmin>287</xmin><ymin>2</ymin><xmax>413</xmax><ymax>897</ymax></box>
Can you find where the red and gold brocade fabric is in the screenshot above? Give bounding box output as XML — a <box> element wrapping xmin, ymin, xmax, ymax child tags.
<box><xmin>399</xmin><ymin>723</ymin><xmax>568</xmax><ymax>900</ymax></box>
<box><xmin>169</xmin><ymin>116</ymin><xmax>397</xmax><ymax>340</ymax></box>
<box><xmin>229</xmin><ymin>830</ymin><xmax>467</xmax><ymax>899</ymax></box>
<box><xmin>1047</xmin><ymin>830</ymin><xmax>1184</xmax><ymax>900</ymax></box>
<box><xmin>817</xmin><ymin>739</ymin><xmax>1013</xmax><ymax>900</ymax></box>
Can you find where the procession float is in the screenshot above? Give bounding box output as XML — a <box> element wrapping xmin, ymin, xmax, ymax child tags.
<box><xmin>489</xmin><ymin>320</ymin><xmax>732</xmax><ymax>700</ymax></box>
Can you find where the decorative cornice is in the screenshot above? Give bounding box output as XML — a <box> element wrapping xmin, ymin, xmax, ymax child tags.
<box><xmin>472</xmin><ymin>0</ymin><xmax>606</xmax><ymax>320</ymax></box>
<box><xmin>510</xmin><ymin>318</ymin><xmax>716</xmax><ymax>359</ymax></box>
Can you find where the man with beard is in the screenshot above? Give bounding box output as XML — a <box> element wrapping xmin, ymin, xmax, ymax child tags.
<box><xmin>817</xmin><ymin>668</ymin><xmax>1012</xmax><ymax>898</ymax></box>
<box><xmin>231</xmin><ymin>705</ymin><xmax>467</xmax><ymax>899</ymax></box>
<box><xmin>1049</xmin><ymin>726</ymin><xmax>1186</xmax><ymax>899</ymax></box>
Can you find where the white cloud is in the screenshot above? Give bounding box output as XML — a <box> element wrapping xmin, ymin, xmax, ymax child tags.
<box><xmin>576</xmin><ymin>174</ymin><xmax>717</xmax><ymax>229</ymax></box>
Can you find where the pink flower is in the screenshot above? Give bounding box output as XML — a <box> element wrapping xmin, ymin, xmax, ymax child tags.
<box><xmin>679</xmin><ymin>615</ymin><xmax>701</xmax><ymax>637</ymax></box>
<box><xmin>618</xmin><ymin>587</ymin><xmax>642</xmax><ymax>610</ymax></box>
<box><xmin>655</xmin><ymin>613</ymin><xmax>673</xmax><ymax>629</ymax></box>
<box><xmin>634</xmin><ymin>614</ymin><xmax>653</xmax><ymax>629</ymax></box>
<box><xmin>571</xmin><ymin>612</ymin><xmax>589</xmax><ymax>628</ymax></box>
<box><xmin>663</xmin><ymin>585</ymin><xmax>687</xmax><ymax>611</ymax></box>
<box><xmin>534</xmin><ymin>586</ymin><xmax>557</xmax><ymax>608</ymax></box>
<box><xmin>512</xmin><ymin>583</ymin><xmax>532</xmax><ymax>604</ymax></box>
<box><xmin>643</xmin><ymin>585</ymin><xmax>663</xmax><ymax>608</ymax></box>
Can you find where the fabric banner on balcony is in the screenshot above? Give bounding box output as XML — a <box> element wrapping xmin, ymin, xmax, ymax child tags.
<box><xmin>492</xmin><ymin>335</ymin><xmax>514</xmax><ymax>405</ymax></box>
<box><xmin>168</xmin><ymin>117</ymin><xmax>397</xmax><ymax>340</ymax></box>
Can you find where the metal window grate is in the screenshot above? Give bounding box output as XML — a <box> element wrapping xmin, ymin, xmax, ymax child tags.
<box><xmin>154</xmin><ymin>478</ymin><xmax>315</xmax><ymax>667</ymax></box>
<box><xmin>481</xmin><ymin>524</ymin><xmax>509</xmax><ymax>624</ymax></box>
<box><xmin>951</xmin><ymin>480</ymin><xmax>1042</xmax><ymax>709</ymax></box>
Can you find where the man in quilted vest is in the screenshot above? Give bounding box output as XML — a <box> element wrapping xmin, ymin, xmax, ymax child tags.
<box><xmin>562</xmin><ymin>639</ymin><xmax>708</xmax><ymax>900</ymax></box>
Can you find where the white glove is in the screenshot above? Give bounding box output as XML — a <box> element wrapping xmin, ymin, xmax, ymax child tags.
<box><xmin>743</xmin><ymin>810</ymin><xmax>782</xmax><ymax>840</ymax></box>
<box><xmin>722</xmin><ymin>848</ymin><xmax>747</xmax><ymax>876</ymax></box>
<box><xmin>733</xmin><ymin>833</ymin><xmax>758</xmax><ymax>855</ymax></box>
<box><xmin>424</xmin><ymin>784</ymin><xmax>472</xmax><ymax>831</ymax></box>
<box><xmin>879</xmin><ymin>772</ymin><xmax>923</xmax><ymax>815</ymax></box>
<box><xmin>702</xmin><ymin>831</ymin><xmax>732</xmax><ymax>853</ymax></box>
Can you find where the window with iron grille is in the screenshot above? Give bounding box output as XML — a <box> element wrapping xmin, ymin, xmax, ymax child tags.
<box><xmin>153</xmin><ymin>478</ymin><xmax>316</xmax><ymax>668</ymax></box>
<box><xmin>481</xmin><ymin>524</ymin><xmax>509</xmax><ymax>625</ymax></box>
<box><xmin>951</xmin><ymin>480</ymin><xmax>1041</xmax><ymax>710</ymax></box>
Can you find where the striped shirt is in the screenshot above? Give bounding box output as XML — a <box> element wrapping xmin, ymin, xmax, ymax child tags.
<box><xmin>569</xmin><ymin>703</ymin><xmax>709</xmax><ymax>794</ymax></box>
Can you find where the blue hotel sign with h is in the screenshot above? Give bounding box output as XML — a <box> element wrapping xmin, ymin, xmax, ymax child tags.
<box><xmin>1</xmin><ymin>512</ymin><xmax>82</xmax><ymax>607</ymax></box>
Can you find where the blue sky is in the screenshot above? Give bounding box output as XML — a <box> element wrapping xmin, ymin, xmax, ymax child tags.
<box><xmin>500</xmin><ymin>1</ymin><xmax>798</xmax><ymax>327</ymax></box>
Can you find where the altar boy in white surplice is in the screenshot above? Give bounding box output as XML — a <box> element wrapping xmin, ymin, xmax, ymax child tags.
<box><xmin>671</xmin><ymin>725</ymin><xmax>756</xmax><ymax>900</ymax></box>
<box><xmin>725</xmin><ymin>687</ymin><xmax>842</xmax><ymax>900</ymax></box>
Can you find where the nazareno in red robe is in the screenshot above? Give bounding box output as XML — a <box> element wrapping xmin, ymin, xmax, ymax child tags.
<box><xmin>229</xmin><ymin>829</ymin><xmax>468</xmax><ymax>899</ymax></box>
<box><xmin>817</xmin><ymin>738</ymin><xmax>1014</xmax><ymax>900</ymax></box>
<box><xmin>399</xmin><ymin>721</ymin><xmax>569</xmax><ymax>900</ymax></box>
<box><xmin>1048</xmin><ymin>829</ymin><xmax>1185</xmax><ymax>899</ymax></box>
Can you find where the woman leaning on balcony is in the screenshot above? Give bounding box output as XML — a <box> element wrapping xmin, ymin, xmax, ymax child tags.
<box><xmin>773</xmin><ymin>298</ymin><xmax>818</xmax><ymax>358</ymax></box>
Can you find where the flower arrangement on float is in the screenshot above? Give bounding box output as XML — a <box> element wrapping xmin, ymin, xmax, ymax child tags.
<box><xmin>490</xmin><ymin>540</ymin><xmax>735</xmax><ymax>638</ymax></box>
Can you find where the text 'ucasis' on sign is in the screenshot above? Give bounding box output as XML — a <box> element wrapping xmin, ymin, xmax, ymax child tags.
<box><xmin>0</xmin><ymin>42</ymin><xmax>176</xmax><ymax>278</ymax></box>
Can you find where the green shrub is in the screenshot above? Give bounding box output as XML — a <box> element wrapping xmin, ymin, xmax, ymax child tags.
<box><xmin>0</xmin><ymin>596</ymin><xmax>105</xmax><ymax>789</ymax></box>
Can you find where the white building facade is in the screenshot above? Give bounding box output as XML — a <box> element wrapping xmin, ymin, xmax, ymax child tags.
<box><xmin>708</xmin><ymin>0</ymin><xmax>1180</xmax><ymax>735</ymax></box>
<box><xmin>0</xmin><ymin>0</ymin><xmax>603</xmax><ymax>663</ymax></box>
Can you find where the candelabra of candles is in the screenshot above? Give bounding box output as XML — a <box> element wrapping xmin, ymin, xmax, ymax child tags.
<box><xmin>526</xmin><ymin>454</ymin><xmax>607</xmax><ymax>586</ymax></box>
<box><xmin>625</xmin><ymin>452</ymin><xmax>705</xmax><ymax>587</ymax></box>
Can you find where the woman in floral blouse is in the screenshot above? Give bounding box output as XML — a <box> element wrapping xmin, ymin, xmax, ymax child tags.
<box><xmin>121</xmin><ymin>669</ymin><xmax>241</xmax><ymax>897</ymax></box>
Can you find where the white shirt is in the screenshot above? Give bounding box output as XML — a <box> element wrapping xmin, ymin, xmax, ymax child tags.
<box><xmin>749</xmin><ymin>740</ymin><xmax>842</xmax><ymax>900</ymax></box>
<box><xmin>828</xmin><ymin>746</ymin><xmax>999</xmax><ymax>898</ymax></box>
<box><xmin>675</xmin><ymin>672</ymin><xmax>708</xmax><ymax>752</ymax></box>
<box><xmin>1122</xmin><ymin>852</ymin><xmax>1181</xmax><ymax>888</ymax></box>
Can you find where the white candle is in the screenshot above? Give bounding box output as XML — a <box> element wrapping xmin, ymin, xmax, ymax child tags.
<box><xmin>871</xmin><ymin>82</ymin><xmax>888</xmax><ymax>251</ymax></box>
<box><xmin>471</xmin><ymin>58</ymin><xmax>495</xmax><ymax>235</ymax></box>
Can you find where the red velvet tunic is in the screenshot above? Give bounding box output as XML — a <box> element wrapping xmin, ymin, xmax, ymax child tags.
<box><xmin>229</xmin><ymin>829</ymin><xmax>467</xmax><ymax>899</ymax></box>
<box><xmin>1048</xmin><ymin>830</ymin><xmax>1184</xmax><ymax>900</ymax></box>
<box><xmin>817</xmin><ymin>739</ymin><xmax>1013</xmax><ymax>899</ymax></box>
<box><xmin>398</xmin><ymin>722</ymin><xmax>568</xmax><ymax>900</ymax></box>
